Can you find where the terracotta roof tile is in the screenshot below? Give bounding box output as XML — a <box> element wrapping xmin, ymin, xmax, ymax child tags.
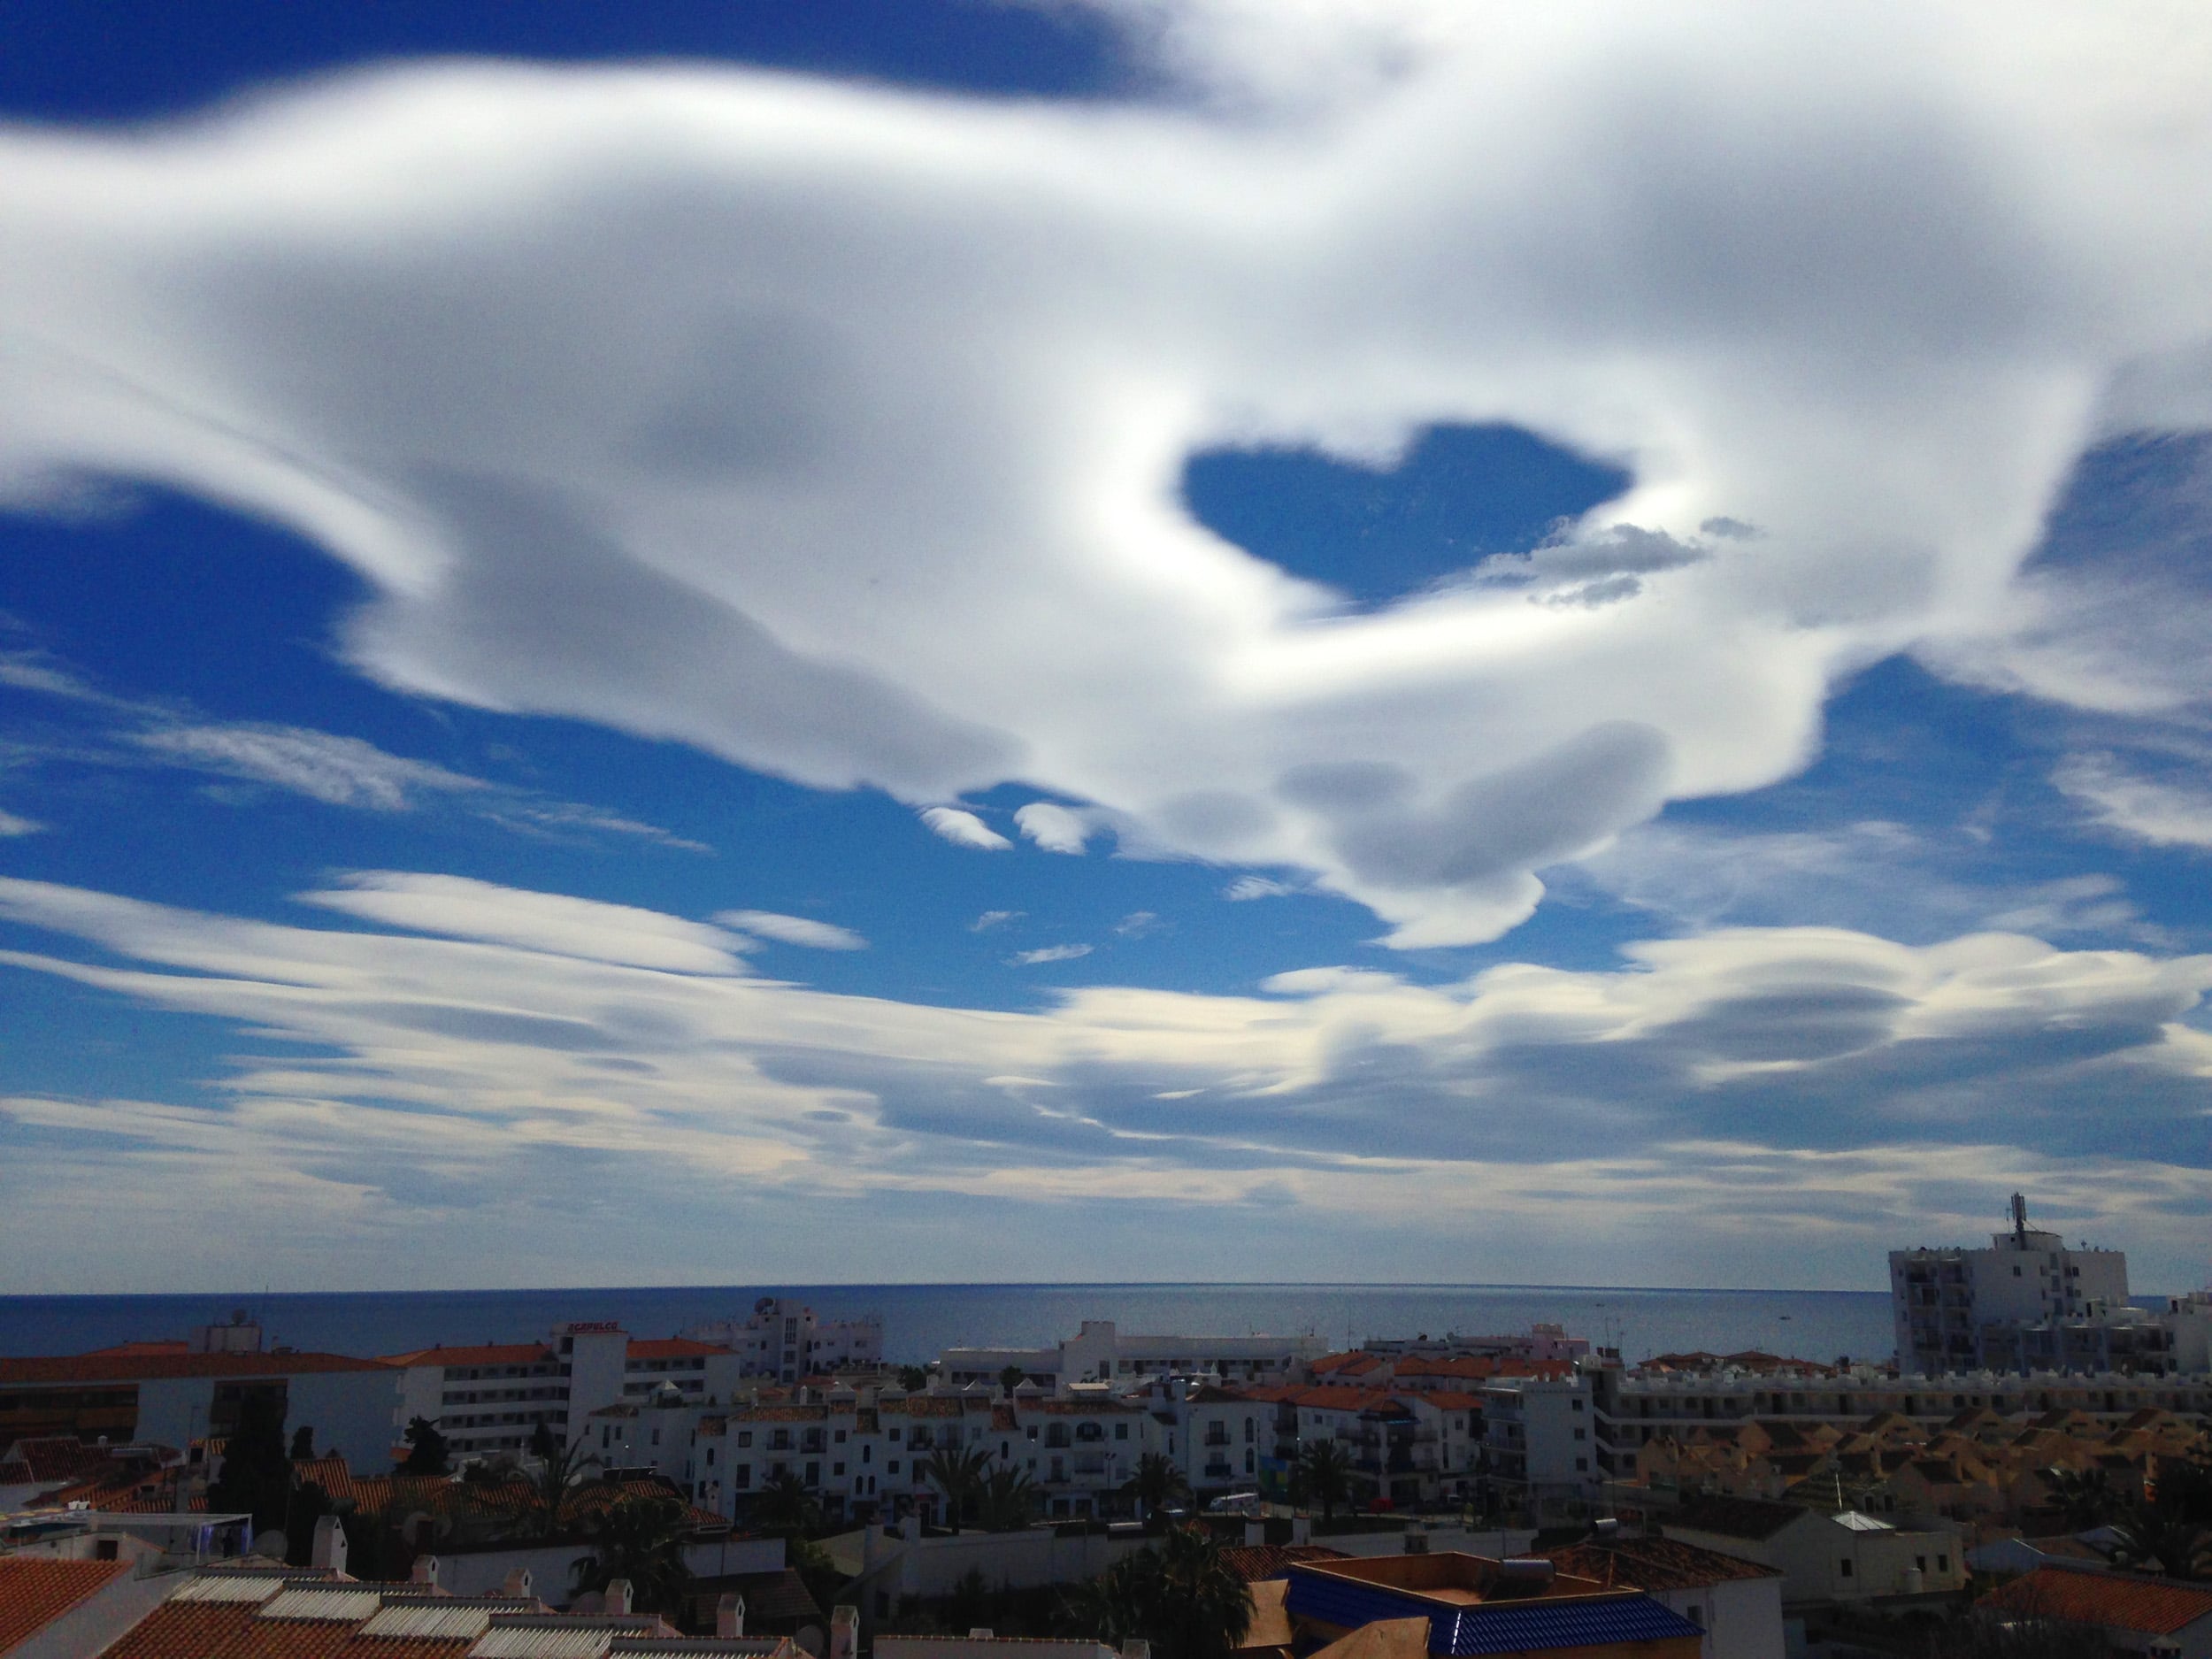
<box><xmin>380</xmin><ymin>1346</ymin><xmax>556</xmax><ymax>1369</ymax></box>
<box><xmin>4</xmin><ymin>1439</ymin><xmax>110</xmax><ymax>1483</ymax></box>
<box><xmin>1218</xmin><ymin>1544</ymin><xmax>1350</xmax><ymax>1584</ymax></box>
<box><xmin>0</xmin><ymin>1557</ymin><xmax>129</xmax><ymax>1653</ymax></box>
<box><xmin>0</xmin><ymin>1353</ymin><xmax>391</xmax><ymax>1384</ymax></box>
<box><xmin>102</xmin><ymin>1597</ymin><xmax>267</xmax><ymax>1659</ymax></box>
<box><xmin>1545</xmin><ymin>1537</ymin><xmax>1779</xmax><ymax>1592</ymax></box>
<box><xmin>624</xmin><ymin>1340</ymin><xmax>730</xmax><ymax>1361</ymax></box>
<box><xmin>1981</xmin><ymin>1568</ymin><xmax>2212</xmax><ymax>1636</ymax></box>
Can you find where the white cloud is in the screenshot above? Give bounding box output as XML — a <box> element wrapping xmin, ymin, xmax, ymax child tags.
<box><xmin>718</xmin><ymin>909</ymin><xmax>868</xmax><ymax>949</ymax></box>
<box><xmin>1115</xmin><ymin>910</ymin><xmax>1165</xmax><ymax>937</ymax></box>
<box><xmin>920</xmin><ymin>806</ymin><xmax>1013</xmax><ymax>850</ymax></box>
<box><xmin>971</xmin><ymin>909</ymin><xmax>1021</xmax><ymax>931</ymax></box>
<box><xmin>1014</xmin><ymin>802</ymin><xmax>1090</xmax><ymax>854</ymax></box>
<box><xmin>2</xmin><ymin>872</ymin><xmax>2211</xmax><ymax>1284</ymax></box>
<box><xmin>1223</xmin><ymin>875</ymin><xmax>1298</xmax><ymax>901</ymax></box>
<box><xmin>1</xmin><ymin>11</ymin><xmax>2210</xmax><ymax>943</ymax></box>
<box><xmin>302</xmin><ymin>872</ymin><xmax>750</xmax><ymax>973</ymax></box>
<box><xmin>1008</xmin><ymin>943</ymin><xmax>1094</xmax><ymax>964</ymax></box>
<box><xmin>2052</xmin><ymin>751</ymin><xmax>2212</xmax><ymax>849</ymax></box>
<box><xmin>0</xmin><ymin>808</ymin><xmax>41</xmax><ymax>837</ymax></box>
<box><xmin>134</xmin><ymin>722</ymin><xmax>483</xmax><ymax>810</ymax></box>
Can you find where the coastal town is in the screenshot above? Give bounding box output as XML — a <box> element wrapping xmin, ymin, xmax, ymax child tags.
<box><xmin>4</xmin><ymin>1205</ymin><xmax>2212</xmax><ymax>1659</ymax></box>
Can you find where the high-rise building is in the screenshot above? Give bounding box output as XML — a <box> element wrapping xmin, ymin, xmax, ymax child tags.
<box><xmin>1888</xmin><ymin>1194</ymin><xmax>2164</xmax><ymax>1375</ymax></box>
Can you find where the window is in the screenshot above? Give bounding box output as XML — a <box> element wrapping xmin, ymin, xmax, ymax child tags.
<box><xmin>1571</xmin><ymin>1399</ymin><xmax>1584</xmax><ymax>1412</ymax></box>
<box><xmin>733</xmin><ymin>1464</ymin><xmax>751</xmax><ymax>1488</ymax></box>
<box><xmin>1937</xmin><ymin>1555</ymin><xmax>1949</xmax><ymax>1573</ymax></box>
<box><xmin>1839</xmin><ymin>1560</ymin><xmax>1854</xmax><ymax>1578</ymax></box>
<box><xmin>889</xmin><ymin>1427</ymin><xmax>902</xmax><ymax>1442</ymax></box>
<box><xmin>1244</xmin><ymin>1418</ymin><xmax>1256</xmax><ymax>1443</ymax></box>
<box><xmin>888</xmin><ymin>1459</ymin><xmax>901</xmax><ymax>1475</ymax></box>
<box><xmin>1116</xmin><ymin>1424</ymin><xmax>1128</xmax><ymax>1440</ymax></box>
<box><xmin>1574</xmin><ymin>1457</ymin><xmax>1587</xmax><ymax>1471</ymax></box>
<box><xmin>2014</xmin><ymin>1266</ymin><xmax>2023</xmax><ymax>1277</ymax></box>
<box><xmin>706</xmin><ymin>1447</ymin><xmax>716</xmax><ymax>1466</ymax></box>
<box><xmin>834</xmin><ymin>1429</ymin><xmax>847</xmax><ymax>1443</ymax></box>
<box><xmin>1572</xmin><ymin>1429</ymin><xmax>1586</xmax><ymax>1441</ymax></box>
<box><xmin>738</xmin><ymin>1431</ymin><xmax>754</xmax><ymax>1448</ymax></box>
<box><xmin>806</xmin><ymin>1462</ymin><xmax>820</xmax><ymax>1485</ymax></box>
<box><xmin>862</xmin><ymin>1444</ymin><xmax>872</xmax><ymax>1463</ymax></box>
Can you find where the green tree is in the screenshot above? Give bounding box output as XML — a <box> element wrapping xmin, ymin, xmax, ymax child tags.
<box><xmin>2040</xmin><ymin>1465</ymin><xmax>2114</xmax><ymax>1532</ymax></box>
<box><xmin>208</xmin><ymin>1392</ymin><xmax>294</xmax><ymax>1539</ymax></box>
<box><xmin>899</xmin><ymin>1365</ymin><xmax>931</xmax><ymax>1392</ymax></box>
<box><xmin>1124</xmin><ymin>1453</ymin><xmax>1189</xmax><ymax>1528</ymax></box>
<box><xmin>521</xmin><ymin>1438</ymin><xmax>603</xmax><ymax>1536</ymax></box>
<box><xmin>999</xmin><ymin>1364</ymin><xmax>1027</xmax><ymax>1399</ymax></box>
<box><xmin>978</xmin><ymin>1465</ymin><xmax>1038</xmax><ymax>1532</ymax></box>
<box><xmin>1298</xmin><ymin>1440</ymin><xmax>1354</xmax><ymax>1525</ymax></box>
<box><xmin>280</xmin><ymin>1480</ymin><xmax>333</xmax><ymax>1566</ymax></box>
<box><xmin>288</xmin><ymin>1426</ymin><xmax>316</xmax><ymax>1462</ymax></box>
<box><xmin>400</xmin><ymin>1417</ymin><xmax>451</xmax><ymax>1476</ymax></box>
<box><xmin>920</xmin><ymin>1444</ymin><xmax>995</xmax><ymax>1532</ymax></box>
<box><xmin>749</xmin><ymin>1469</ymin><xmax>823</xmax><ymax>1535</ymax></box>
<box><xmin>2111</xmin><ymin>1500</ymin><xmax>2212</xmax><ymax>1581</ymax></box>
<box><xmin>1066</xmin><ymin>1525</ymin><xmax>1251</xmax><ymax>1659</ymax></box>
<box><xmin>528</xmin><ymin>1421</ymin><xmax>560</xmax><ymax>1462</ymax></box>
<box><xmin>572</xmin><ymin>1494</ymin><xmax>695</xmax><ymax>1616</ymax></box>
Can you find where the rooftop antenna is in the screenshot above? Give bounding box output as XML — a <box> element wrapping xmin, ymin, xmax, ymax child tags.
<box><xmin>2010</xmin><ymin>1193</ymin><xmax>2029</xmax><ymax>1248</ymax></box>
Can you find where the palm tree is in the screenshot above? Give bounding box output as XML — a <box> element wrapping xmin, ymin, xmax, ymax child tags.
<box><xmin>999</xmin><ymin>1364</ymin><xmax>1027</xmax><ymax>1399</ymax></box>
<box><xmin>919</xmin><ymin>1443</ymin><xmax>994</xmax><ymax>1532</ymax></box>
<box><xmin>749</xmin><ymin>1469</ymin><xmax>823</xmax><ymax>1536</ymax></box>
<box><xmin>572</xmin><ymin>1494</ymin><xmax>694</xmax><ymax>1615</ymax></box>
<box><xmin>2111</xmin><ymin>1501</ymin><xmax>2212</xmax><ymax>1581</ymax></box>
<box><xmin>1298</xmin><ymin>1440</ymin><xmax>1355</xmax><ymax>1525</ymax></box>
<box><xmin>977</xmin><ymin>1465</ymin><xmax>1038</xmax><ymax>1532</ymax></box>
<box><xmin>1068</xmin><ymin>1525</ymin><xmax>1251</xmax><ymax>1659</ymax></box>
<box><xmin>2040</xmin><ymin>1465</ymin><xmax>2114</xmax><ymax>1533</ymax></box>
<box><xmin>1124</xmin><ymin>1453</ymin><xmax>1188</xmax><ymax>1527</ymax></box>
<box><xmin>523</xmin><ymin>1438</ymin><xmax>603</xmax><ymax>1537</ymax></box>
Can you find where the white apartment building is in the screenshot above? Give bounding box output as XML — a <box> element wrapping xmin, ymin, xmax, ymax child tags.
<box><xmin>1586</xmin><ymin>1356</ymin><xmax>2212</xmax><ymax>1484</ymax></box>
<box><xmin>1471</xmin><ymin>1373</ymin><xmax>1598</xmax><ymax>1514</ymax></box>
<box><xmin>1889</xmin><ymin>1194</ymin><xmax>2147</xmax><ymax>1375</ymax></box>
<box><xmin>682</xmin><ymin>1298</ymin><xmax>884</xmax><ymax>1384</ymax></box>
<box><xmin>668</xmin><ymin>1384</ymin><xmax>1155</xmax><ymax>1525</ymax></box>
<box><xmin>386</xmin><ymin>1323</ymin><xmax>745</xmax><ymax>1461</ymax></box>
<box><xmin>938</xmin><ymin>1319</ymin><xmax>1325</xmax><ymax>1390</ymax></box>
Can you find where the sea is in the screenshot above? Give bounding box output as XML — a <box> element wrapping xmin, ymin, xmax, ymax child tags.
<box><xmin>0</xmin><ymin>1283</ymin><xmax>1899</xmax><ymax>1369</ymax></box>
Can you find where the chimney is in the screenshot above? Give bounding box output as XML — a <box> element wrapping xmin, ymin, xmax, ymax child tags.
<box><xmin>605</xmin><ymin>1579</ymin><xmax>634</xmax><ymax>1617</ymax></box>
<box><xmin>1243</xmin><ymin>1522</ymin><xmax>1265</xmax><ymax>1547</ymax></box>
<box><xmin>718</xmin><ymin>1594</ymin><xmax>745</xmax><ymax>1639</ymax></box>
<box><xmin>311</xmin><ymin>1515</ymin><xmax>349</xmax><ymax>1573</ymax></box>
<box><xmin>830</xmin><ymin>1606</ymin><xmax>858</xmax><ymax>1659</ymax></box>
<box><xmin>411</xmin><ymin>1555</ymin><xmax>440</xmax><ymax>1589</ymax></box>
<box><xmin>503</xmin><ymin>1569</ymin><xmax>534</xmax><ymax>1599</ymax></box>
<box><xmin>1290</xmin><ymin>1517</ymin><xmax>1311</xmax><ymax>1546</ymax></box>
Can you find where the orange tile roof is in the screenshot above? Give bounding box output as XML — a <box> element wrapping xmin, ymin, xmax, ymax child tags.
<box><xmin>1546</xmin><ymin>1537</ymin><xmax>1779</xmax><ymax>1592</ymax></box>
<box><xmin>1286</xmin><ymin>1386</ymin><xmax>1396</xmax><ymax>1411</ymax></box>
<box><xmin>1218</xmin><ymin>1544</ymin><xmax>1351</xmax><ymax>1583</ymax></box>
<box><xmin>1980</xmin><ymin>1568</ymin><xmax>2212</xmax><ymax>1635</ymax></box>
<box><xmin>624</xmin><ymin>1340</ymin><xmax>730</xmax><ymax>1361</ymax></box>
<box><xmin>0</xmin><ymin>1557</ymin><xmax>129</xmax><ymax>1653</ymax></box>
<box><xmin>1309</xmin><ymin>1353</ymin><xmax>1384</xmax><ymax>1377</ymax></box>
<box><xmin>1405</xmin><ymin>1392</ymin><xmax>1485</xmax><ymax>1411</ymax></box>
<box><xmin>102</xmin><ymin>1597</ymin><xmax>266</xmax><ymax>1659</ymax></box>
<box><xmin>4</xmin><ymin>1438</ymin><xmax>108</xmax><ymax>1483</ymax></box>
<box><xmin>79</xmin><ymin>1341</ymin><xmax>195</xmax><ymax>1358</ymax></box>
<box><xmin>0</xmin><ymin>1353</ymin><xmax>390</xmax><ymax>1384</ymax></box>
<box><xmin>379</xmin><ymin>1344</ymin><xmax>555</xmax><ymax>1368</ymax></box>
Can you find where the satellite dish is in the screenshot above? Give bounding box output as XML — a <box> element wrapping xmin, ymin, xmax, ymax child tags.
<box><xmin>756</xmin><ymin>1297</ymin><xmax>775</xmax><ymax>1314</ymax></box>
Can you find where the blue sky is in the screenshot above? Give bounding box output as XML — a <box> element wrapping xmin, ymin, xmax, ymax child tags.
<box><xmin>4</xmin><ymin>0</ymin><xmax>2212</xmax><ymax>1295</ymax></box>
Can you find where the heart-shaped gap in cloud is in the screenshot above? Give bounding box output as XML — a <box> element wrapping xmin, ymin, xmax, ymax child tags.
<box><xmin>1180</xmin><ymin>422</ymin><xmax>1631</xmax><ymax>611</ymax></box>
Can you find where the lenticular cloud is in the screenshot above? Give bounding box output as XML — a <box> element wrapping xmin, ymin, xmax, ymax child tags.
<box><xmin>2</xmin><ymin>0</ymin><xmax>2210</xmax><ymax>943</ymax></box>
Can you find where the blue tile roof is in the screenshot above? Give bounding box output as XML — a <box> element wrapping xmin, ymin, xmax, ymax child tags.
<box><xmin>1284</xmin><ymin>1569</ymin><xmax>1701</xmax><ymax>1656</ymax></box>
